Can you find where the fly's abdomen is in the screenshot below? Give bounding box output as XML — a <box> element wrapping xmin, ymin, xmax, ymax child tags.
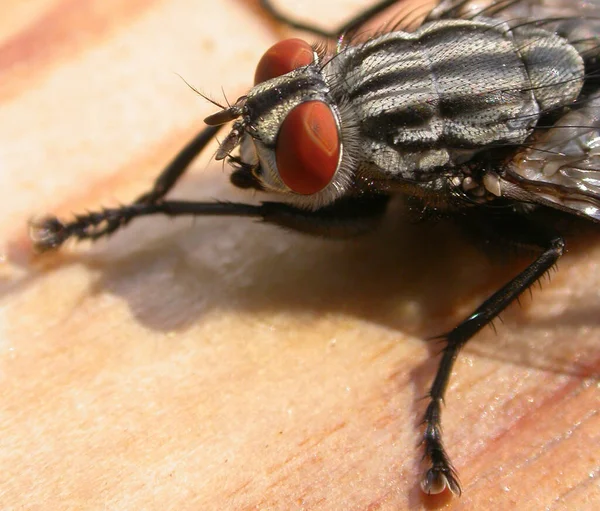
<box><xmin>335</xmin><ymin>18</ymin><xmax>584</xmax><ymax>176</ymax></box>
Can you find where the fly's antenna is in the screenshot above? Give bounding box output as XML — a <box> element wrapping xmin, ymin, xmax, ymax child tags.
<box><xmin>174</xmin><ymin>72</ymin><xmax>228</xmax><ymax>111</ymax></box>
<box><xmin>221</xmin><ymin>86</ymin><xmax>232</xmax><ymax>108</ymax></box>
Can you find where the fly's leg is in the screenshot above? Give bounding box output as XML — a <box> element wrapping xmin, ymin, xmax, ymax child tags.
<box><xmin>134</xmin><ymin>125</ymin><xmax>222</xmax><ymax>205</ymax></box>
<box><xmin>30</xmin><ymin>195</ymin><xmax>390</xmax><ymax>251</ymax></box>
<box><xmin>421</xmin><ymin>217</ymin><xmax>565</xmax><ymax>495</ymax></box>
<box><xmin>259</xmin><ymin>0</ymin><xmax>401</xmax><ymax>38</ymax></box>
<box><xmin>30</xmin><ymin>125</ymin><xmax>222</xmax><ymax>249</ymax></box>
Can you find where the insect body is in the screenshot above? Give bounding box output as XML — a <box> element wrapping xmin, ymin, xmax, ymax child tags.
<box><xmin>29</xmin><ymin>0</ymin><xmax>600</xmax><ymax>496</ymax></box>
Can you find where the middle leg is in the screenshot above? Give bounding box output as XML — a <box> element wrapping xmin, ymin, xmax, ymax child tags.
<box><xmin>259</xmin><ymin>0</ymin><xmax>403</xmax><ymax>38</ymax></box>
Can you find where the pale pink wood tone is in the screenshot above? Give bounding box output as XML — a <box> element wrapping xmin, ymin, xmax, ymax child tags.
<box><xmin>1</xmin><ymin>1</ymin><xmax>599</xmax><ymax>509</ymax></box>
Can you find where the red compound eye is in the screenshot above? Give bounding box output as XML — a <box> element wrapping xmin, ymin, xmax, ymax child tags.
<box><xmin>254</xmin><ymin>38</ymin><xmax>314</xmax><ymax>85</ymax></box>
<box><xmin>276</xmin><ymin>101</ymin><xmax>340</xmax><ymax>195</ymax></box>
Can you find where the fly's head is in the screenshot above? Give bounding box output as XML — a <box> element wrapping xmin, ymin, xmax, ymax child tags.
<box><xmin>204</xmin><ymin>39</ymin><xmax>360</xmax><ymax>210</ymax></box>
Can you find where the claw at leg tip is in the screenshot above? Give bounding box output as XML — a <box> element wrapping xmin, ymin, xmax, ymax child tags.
<box><xmin>421</xmin><ymin>469</ymin><xmax>461</xmax><ymax>497</ymax></box>
<box><xmin>28</xmin><ymin>216</ymin><xmax>67</xmax><ymax>252</ymax></box>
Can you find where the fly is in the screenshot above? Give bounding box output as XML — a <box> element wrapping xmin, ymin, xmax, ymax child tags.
<box><xmin>29</xmin><ymin>0</ymin><xmax>600</xmax><ymax>496</ymax></box>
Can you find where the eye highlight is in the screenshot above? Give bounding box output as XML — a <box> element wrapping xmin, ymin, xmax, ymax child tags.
<box><xmin>254</xmin><ymin>38</ymin><xmax>314</xmax><ymax>85</ymax></box>
<box><xmin>275</xmin><ymin>101</ymin><xmax>341</xmax><ymax>195</ymax></box>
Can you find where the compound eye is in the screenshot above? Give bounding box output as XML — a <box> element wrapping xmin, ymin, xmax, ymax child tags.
<box><xmin>276</xmin><ymin>101</ymin><xmax>340</xmax><ymax>195</ymax></box>
<box><xmin>254</xmin><ymin>38</ymin><xmax>314</xmax><ymax>85</ymax></box>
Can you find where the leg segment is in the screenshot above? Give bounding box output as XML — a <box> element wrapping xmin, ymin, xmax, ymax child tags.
<box><xmin>135</xmin><ymin>125</ymin><xmax>222</xmax><ymax>204</ymax></box>
<box><xmin>30</xmin><ymin>195</ymin><xmax>390</xmax><ymax>251</ymax></box>
<box><xmin>259</xmin><ymin>0</ymin><xmax>401</xmax><ymax>38</ymax></box>
<box><xmin>30</xmin><ymin>124</ymin><xmax>223</xmax><ymax>250</ymax></box>
<box><xmin>420</xmin><ymin>217</ymin><xmax>565</xmax><ymax>495</ymax></box>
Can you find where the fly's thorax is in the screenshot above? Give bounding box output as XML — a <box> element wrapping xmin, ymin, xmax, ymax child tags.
<box><xmin>328</xmin><ymin>18</ymin><xmax>584</xmax><ymax>184</ymax></box>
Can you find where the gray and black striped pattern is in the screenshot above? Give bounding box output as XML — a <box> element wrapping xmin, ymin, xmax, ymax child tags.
<box><xmin>332</xmin><ymin>18</ymin><xmax>583</xmax><ymax>169</ymax></box>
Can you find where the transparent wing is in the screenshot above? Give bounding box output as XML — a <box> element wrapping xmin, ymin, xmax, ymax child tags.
<box><xmin>504</xmin><ymin>93</ymin><xmax>600</xmax><ymax>222</ymax></box>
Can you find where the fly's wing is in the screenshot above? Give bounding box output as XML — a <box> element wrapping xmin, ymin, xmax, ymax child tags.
<box><xmin>503</xmin><ymin>93</ymin><xmax>600</xmax><ymax>223</ymax></box>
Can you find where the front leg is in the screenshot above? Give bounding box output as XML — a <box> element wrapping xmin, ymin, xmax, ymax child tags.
<box><xmin>30</xmin><ymin>194</ymin><xmax>390</xmax><ymax>251</ymax></box>
<box><xmin>30</xmin><ymin>124</ymin><xmax>225</xmax><ymax>249</ymax></box>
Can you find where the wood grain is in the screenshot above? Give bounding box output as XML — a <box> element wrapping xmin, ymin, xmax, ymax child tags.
<box><xmin>1</xmin><ymin>0</ymin><xmax>599</xmax><ymax>509</ymax></box>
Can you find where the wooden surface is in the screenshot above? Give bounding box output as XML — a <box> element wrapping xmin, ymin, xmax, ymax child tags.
<box><xmin>2</xmin><ymin>0</ymin><xmax>599</xmax><ymax>509</ymax></box>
